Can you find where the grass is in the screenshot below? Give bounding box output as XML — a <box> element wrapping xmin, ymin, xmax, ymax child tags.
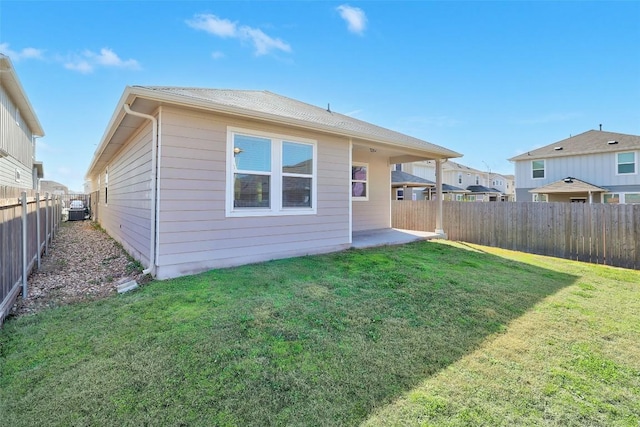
<box><xmin>1</xmin><ymin>241</ymin><xmax>638</xmax><ymax>426</ymax></box>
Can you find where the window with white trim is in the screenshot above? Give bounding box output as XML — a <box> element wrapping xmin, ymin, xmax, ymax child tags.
<box><xmin>457</xmin><ymin>173</ymin><xmax>462</xmax><ymax>184</ymax></box>
<box><xmin>532</xmin><ymin>160</ymin><xmax>545</xmax><ymax>179</ymax></box>
<box><xmin>624</xmin><ymin>193</ymin><xmax>640</xmax><ymax>204</ymax></box>
<box><xmin>227</xmin><ymin>128</ymin><xmax>316</xmax><ymax>217</ymax></box>
<box><xmin>533</xmin><ymin>194</ymin><xmax>548</xmax><ymax>202</ymax></box>
<box><xmin>616</xmin><ymin>152</ymin><xmax>636</xmax><ymax>175</ymax></box>
<box><xmin>104</xmin><ymin>166</ymin><xmax>109</xmax><ymax>205</ymax></box>
<box><xmin>15</xmin><ymin>169</ymin><xmax>21</xmax><ymax>182</ymax></box>
<box><xmin>603</xmin><ymin>193</ymin><xmax>619</xmax><ymax>204</ymax></box>
<box><xmin>352</xmin><ymin>162</ymin><xmax>368</xmax><ymax>201</ymax></box>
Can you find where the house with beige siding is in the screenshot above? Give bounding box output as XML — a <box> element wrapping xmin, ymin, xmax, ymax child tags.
<box><xmin>85</xmin><ymin>86</ymin><xmax>461</xmax><ymax>279</ymax></box>
<box><xmin>0</xmin><ymin>54</ymin><xmax>45</xmax><ymax>190</ymax></box>
<box><xmin>509</xmin><ymin>129</ymin><xmax>640</xmax><ymax>203</ymax></box>
<box><xmin>396</xmin><ymin>160</ymin><xmax>508</xmax><ymax>201</ymax></box>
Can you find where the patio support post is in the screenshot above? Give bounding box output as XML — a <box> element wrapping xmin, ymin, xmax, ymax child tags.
<box><xmin>435</xmin><ymin>159</ymin><xmax>446</xmax><ymax>237</ymax></box>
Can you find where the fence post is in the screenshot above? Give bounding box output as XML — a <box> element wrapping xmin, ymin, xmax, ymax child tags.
<box><xmin>21</xmin><ymin>192</ymin><xmax>28</xmax><ymax>299</ymax></box>
<box><xmin>45</xmin><ymin>192</ymin><xmax>50</xmax><ymax>255</ymax></box>
<box><xmin>36</xmin><ymin>192</ymin><xmax>41</xmax><ymax>269</ymax></box>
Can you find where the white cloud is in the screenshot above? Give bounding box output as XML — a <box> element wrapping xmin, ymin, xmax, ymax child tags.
<box><xmin>0</xmin><ymin>43</ymin><xmax>44</xmax><ymax>61</ymax></box>
<box><xmin>64</xmin><ymin>48</ymin><xmax>140</xmax><ymax>73</ymax></box>
<box><xmin>211</xmin><ymin>51</ymin><xmax>225</xmax><ymax>59</ymax></box>
<box><xmin>336</xmin><ymin>5</ymin><xmax>367</xmax><ymax>35</ymax></box>
<box><xmin>64</xmin><ymin>59</ymin><xmax>93</xmax><ymax>74</ymax></box>
<box><xmin>186</xmin><ymin>13</ymin><xmax>291</xmax><ymax>56</ymax></box>
<box><xmin>186</xmin><ymin>14</ymin><xmax>237</xmax><ymax>37</ymax></box>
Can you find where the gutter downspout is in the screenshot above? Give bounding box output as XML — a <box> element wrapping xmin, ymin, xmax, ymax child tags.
<box><xmin>123</xmin><ymin>103</ymin><xmax>158</xmax><ymax>276</ymax></box>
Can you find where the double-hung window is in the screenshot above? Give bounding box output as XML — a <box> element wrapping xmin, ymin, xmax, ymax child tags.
<box><xmin>227</xmin><ymin>127</ymin><xmax>316</xmax><ymax>217</ymax></box>
<box><xmin>351</xmin><ymin>163</ymin><xmax>368</xmax><ymax>201</ymax></box>
<box><xmin>532</xmin><ymin>160</ymin><xmax>545</xmax><ymax>179</ymax></box>
<box><xmin>617</xmin><ymin>152</ymin><xmax>636</xmax><ymax>175</ymax></box>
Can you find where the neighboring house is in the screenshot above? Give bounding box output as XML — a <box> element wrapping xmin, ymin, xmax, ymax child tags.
<box><xmin>85</xmin><ymin>86</ymin><xmax>461</xmax><ymax>279</ymax></box>
<box><xmin>0</xmin><ymin>54</ymin><xmax>45</xmax><ymax>190</ymax></box>
<box><xmin>391</xmin><ymin>169</ymin><xmax>468</xmax><ymax>201</ymax></box>
<box><xmin>397</xmin><ymin>160</ymin><xmax>507</xmax><ymax>201</ymax></box>
<box><xmin>40</xmin><ymin>180</ymin><xmax>69</xmax><ymax>195</ymax></box>
<box><xmin>503</xmin><ymin>174</ymin><xmax>516</xmax><ymax>201</ymax></box>
<box><xmin>509</xmin><ymin>130</ymin><xmax>640</xmax><ymax>203</ymax></box>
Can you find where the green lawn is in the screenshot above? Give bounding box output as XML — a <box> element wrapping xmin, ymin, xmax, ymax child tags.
<box><xmin>1</xmin><ymin>241</ymin><xmax>638</xmax><ymax>426</ymax></box>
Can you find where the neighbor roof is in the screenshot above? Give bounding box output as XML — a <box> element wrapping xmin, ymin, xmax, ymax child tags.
<box><xmin>0</xmin><ymin>54</ymin><xmax>45</xmax><ymax>136</ymax></box>
<box><xmin>529</xmin><ymin>177</ymin><xmax>608</xmax><ymax>194</ymax></box>
<box><xmin>509</xmin><ymin>130</ymin><xmax>640</xmax><ymax>162</ymax></box>
<box><xmin>391</xmin><ymin>170</ymin><xmax>435</xmax><ymax>187</ymax></box>
<box><xmin>466</xmin><ymin>185</ymin><xmax>502</xmax><ymax>194</ymax></box>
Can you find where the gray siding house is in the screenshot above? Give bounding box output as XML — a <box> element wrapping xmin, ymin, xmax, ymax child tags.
<box><xmin>510</xmin><ymin>130</ymin><xmax>640</xmax><ymax>203</ymax></box>
<box><xmin>0</xmin><ymin>54</ymin><xmax>45</xmax><ymax>190</ymax></box>
<box><xmin>86</xmin><ymin>86</ymin><xmax>461</xmax><ymax>279</ymax></box>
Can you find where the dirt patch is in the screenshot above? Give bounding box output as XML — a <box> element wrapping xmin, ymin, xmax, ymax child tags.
<box><xmin>10</xmin><ymin>220</ymin><xmax>149</xmax><ymax>318</ymax></box>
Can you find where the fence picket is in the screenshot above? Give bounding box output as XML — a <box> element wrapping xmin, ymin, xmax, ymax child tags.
<box><xmin>391</xmin><ymin>200</ymin><xmax>639</xmax><ymax>270</ymax></box>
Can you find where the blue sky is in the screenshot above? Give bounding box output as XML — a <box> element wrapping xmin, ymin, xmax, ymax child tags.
<box><xmin>2</xmin><ymin>1</ymin><xmax>639</xmax><ymax>191</ymax></box>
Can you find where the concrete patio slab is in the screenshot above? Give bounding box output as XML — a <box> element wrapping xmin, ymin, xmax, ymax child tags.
<box><xmin>351</xmin><ymin>228</ymin><xmax>442</xmax><ymax>249</ymax></box>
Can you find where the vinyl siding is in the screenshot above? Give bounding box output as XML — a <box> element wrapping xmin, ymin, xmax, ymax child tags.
<box><xmin>155</xmin><ymin>107</ymin><xmax>350</xmax><ymax>279</ymax></box>
<box><xmin>515</xmin><ymin>151</ymin><xmax>640</xmax><ymax>190</ymax></box>
<box><xmin>93</xmin><ymin>119</ymin><xmax>154</xmax><ymax>267</ymax></box>
<box><xmin>352</xmin><ymin>150</ymin><xmax>391</xmax><ymax>232</ymax></box>
<box><xmin>0</xmin><ymin>84</ymin><xmax>35</xmax><ymax>188</ymax></box>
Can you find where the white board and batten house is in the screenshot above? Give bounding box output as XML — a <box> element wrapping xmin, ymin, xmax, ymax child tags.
<box><xmin>0</xmin><ymin>54</ymin><xmax>45</xmax><ymax>192</ymax></box>
<box><xmin>85</xmin><ymin>86</ymin><xmax>462</xmax><ymax>279</ymax></box>
<box><xmin>510</xmin><ymin>129</ymin><xmax>640</xmax><ymax>204</ymax></box>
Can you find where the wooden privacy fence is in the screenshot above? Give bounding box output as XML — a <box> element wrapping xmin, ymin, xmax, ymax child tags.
<box><xmin>392</xmin><ymin>200</ymin><xmax>640</xmax><ymax>270</ymax></box>
<box><xmin>0</xmin><ymin>191</ymin><xmax>61</xmax><ymax>323</ymax></box>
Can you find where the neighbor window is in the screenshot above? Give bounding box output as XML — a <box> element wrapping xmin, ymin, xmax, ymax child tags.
<box><xmin>533</xmin><ymin>194</ymin><xmax>548</xmax><ymax>202</ymax></box>
<box><xmin>227</xmin><ymin>128</ymin><xmax>316</xmax><ymax>217</ymax></box>
<box><xmin>396</xmin><ymin>188</ymin><xmax>404</xmax><ymax>200</ymax></box>
<box><xmin>352</xmin><ymin>162</ymin><xmax>368</xmax><ymax>201</ymax></box>
<box><xmin>104</xmin><ymin>167</ymin><xmax>109</xmax><ymax>205</ymax></box>
<box><xmin>532</xmin><ymin>160</ymin><xmax>545</xmax><ymax>179</ymax></box>
<box><xmin>617</xmin><ymin>152</ymin><xmax>636</xmax><ymax>175</ymax></box>
<box><xmin>603</xmin><ymin>193</ymin><xmax>620</xmax><ymax>204</ymax></box>
<box><xmin>457</xmin><ymin>173</ymin><xmax>462</xmax><ymax>184</ymax></box>
<box><xmin>624</xmin><ymin>193</ymin><xmax>640</xmax><ymax>204</ymax></box>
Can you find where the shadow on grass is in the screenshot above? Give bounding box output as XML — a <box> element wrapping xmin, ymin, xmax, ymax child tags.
<box><xmin>0</xmin><ymin>240</ymin><xmax>579</xmax><ymax>426</ymax></box>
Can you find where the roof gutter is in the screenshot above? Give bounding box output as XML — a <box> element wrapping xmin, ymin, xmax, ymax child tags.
<box><xmin>123</xmin><ymin>103</ymin><xmax>158</xmax><ymax>276</ymax></box>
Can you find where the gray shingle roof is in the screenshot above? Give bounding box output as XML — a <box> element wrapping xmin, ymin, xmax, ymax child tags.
<box><xmin>529</xmin><ymin>177</ymin><xmax>608</xmax><ymax>194</ymax></box>
<box><xmin>134</xmin><ymin>86</ymin><xmax>461</xmax><ymax>158</ymax></box>
<box><xmin>509</xmin><ymin>130</ymin><xmax>640</xmax><ymax>161</ymax></box>
<box><xmin>466</xmin><ymin>185</ymin><xmax>502</xmax><ymax>194</ymax></box>
<box><xmin>391</xmin><ymin>170</ymin><xmax>434</xmax><ymax>186</ymax></box>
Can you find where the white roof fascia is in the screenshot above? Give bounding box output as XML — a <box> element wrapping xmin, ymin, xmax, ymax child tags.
<box><xmin>0</xmin><ymin>54</ymin><xmax>45</xmax><ymax>136</ymax></box>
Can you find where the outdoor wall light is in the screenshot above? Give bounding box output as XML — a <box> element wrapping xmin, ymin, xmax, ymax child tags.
<box><xmin>233</xmin><ymin>147</ymin><xmax>243</xmax><ymax>155</ymax></box>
